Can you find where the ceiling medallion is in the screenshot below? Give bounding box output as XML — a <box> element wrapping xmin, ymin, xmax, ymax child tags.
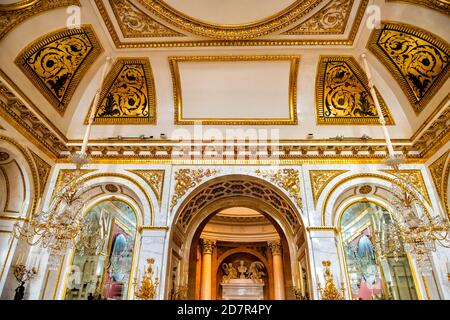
<box><xmin>137</xmin><ymin>0</ymin><xmax>325</xmax><ymax>40</ymax></box>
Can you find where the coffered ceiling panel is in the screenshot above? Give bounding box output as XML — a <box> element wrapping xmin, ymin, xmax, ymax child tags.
<box><xmin>169</xmin><ymin>55</ymin><xmax>299</xmax><ymax>125</ymax></box>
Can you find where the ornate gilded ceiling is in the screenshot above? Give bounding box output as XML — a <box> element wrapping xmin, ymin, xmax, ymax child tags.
<box><xmin>14</xmin><ymin>25</ymin><xmax>103</xmax><ymax>114</ymax></box>
<box><xmin>386</xmin><ymin>0</ymin><xmax>450</xmax><ymax>16</ymax></box>
<box><xmin>368</xmin><ymin>22</ymin><xmax>450</xmax><ymax>114</ymax></box>
<box><xmin>316</xmin><ymin>56</ymin><xmax>394</xmax><ymax>125</ymax></box>
<box><xmin>87</xmin><ymin>58</ymin><xmax>156</xmax><ymax>124</ymax></box>
<box><xmin>94</xmin><ymin>0</ymin><xmax>368</xmax><ymax>47</ymax></box>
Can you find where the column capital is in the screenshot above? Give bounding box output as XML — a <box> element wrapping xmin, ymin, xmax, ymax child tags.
<box><xmin>268</xmin><ymin>240</ymin><xmax>282</xmax><ymax>256</ymax></box>
<box><xmin>201</xmin><ymin>238</ymin><xmax>216</xmax><ymax>254</ymax></box>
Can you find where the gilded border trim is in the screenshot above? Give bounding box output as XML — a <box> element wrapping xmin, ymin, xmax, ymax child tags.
<box><xmin>84</xmin><ymin>57</ymin><xmax>157</xmax><ymax>125</ymax></box>
<box><xmin>386</xmin><ymin>0</ymin><xmax>450</xmax><ymax>16</ymax></box>
<box><xmin>367</xmin><ymin>21</ymin><xmax>450</xmax><ymax>114</ymax></box>
<box><xmin>14</xmin><ymin>25</ymin><xmax>104</xmax><ymax>115</ymax></box>
<box><xmin>169</xmin><ymin>55</ymin><xmax>299</xmax><ymax>125</ymax></box>
<box><xmin>315</xmin><ymin>55</ymin><xmax>395</xmax><ymax>125</ymax></box>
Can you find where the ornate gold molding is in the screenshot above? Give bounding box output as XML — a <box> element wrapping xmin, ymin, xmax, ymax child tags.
<box><xmin>0</xmin><ymin>0</ymin><xmax>80</xmax><ymax>40</ymax></box>
<box><xmin>315</xmin><ymin>56</ymin><xmax>395</xmax><ymax>125</ymax></box>
<box><xmin>386</xmin><ymin>0</ymin><xmax>450</xmax><ymax>16</ymax></box>
<box><xmin>169</xmin><ymin>55</ymin><xmax>299</xmax><ymax>125</ymax></box>
<box><xmin>15</xmin><ymin>25</ymin><xmax>104</xmax><ymax>114</ymax></box>
<box><xmin>429</xmin><ymin>151</ymin><xmax>450</xmax><ymax>217</ymax></box>
<box><xmin>94</xmin><ymin>0</ymin><xmax>367</xmax><ymax>48</ymax></box>
<box><xmin>309</xmin><ymin>170</ymin><xmax>348</xmax><ymax>207</ymax></box>
<box><xmin>127</xmin><ymin>169</ymin><xmax>165</xmax><ymax>207</ymax></box>
<box><xmin>138</xmin><ymin>0</ymin><xmax>324</xmax><ymax>40</ymax></box>
<box><xmin>51</xmin><ymin>168</ymin><xmax>96</xmax><ymax>201</ymax></box>
<box><xmin>109</xmin><ymin>0</ymin><xmax>183</xmax><ymax>38</ymax></box>
<box><xmin>85</xmin><ymin>58</ymin><xmax>156</xmax><ymax>124</ymax></box>
<box><xmin>29</xmin><ymin>149</ymin><xmax>51</xmax><ymax>196</ymax></box>
<box><xmin>368</xmin><ymin>21</ymin><xmax>450</xmax><ymax>114</ymax></box>
<box><xmin>268</xmin><ymin>240</ymin><xmax>282</xmax><ymax>256</ymax></box>
<box><xmin>381</xmin><ymin>169</ymin><xmax>432</xmax><ymax>205</ymax></box>
<box><xmin>170</xmin><ymin>168</ymin><xmax>219</xmax><ymax>210</ymax></box>
<box><xmin>284</xmin><ymin>0</ymin><xmax>353</xmax><ymax>35</ymax></box>
<box><xmin>255</xmin><ymin>168</ymin><xmax>303</xmax><ymax>209</ymax></box>
<box><xmin>306</xmin><ymin>226</ymin><xmax>338</xmax><ymax>232</ymax></box>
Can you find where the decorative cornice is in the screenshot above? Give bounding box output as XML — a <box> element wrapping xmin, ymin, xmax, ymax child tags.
<box><xmin>255</xmin><ymin>168</ymin><xmax>303</xmax><ymax>209</ymax></box>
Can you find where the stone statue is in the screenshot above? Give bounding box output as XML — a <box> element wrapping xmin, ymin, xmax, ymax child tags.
<box><xmin>248</xmin><ymin>261</ymin><xmax>266</xmax><ymax>282</ymax></box>
<box><xmin>221</xmin><ymin>263</ymin><xmax>237</xmax><ymax>283</ymax></box>
<box><xmin>237</xmin><ymin>260</ymin><xmax>247</xmax><ymax>279</ymax></box>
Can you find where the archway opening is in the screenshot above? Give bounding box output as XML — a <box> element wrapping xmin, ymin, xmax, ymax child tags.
<box><xmin>339</xmin><ymin>201</ymin><xmax>419</xmax><ymax>300</ymax></box>
<box><xmin>64</xmin><ymin>199</ymin><xmax>137</xmax><ymax>300</ymax></box>
<box><xmin>167</xmin><ymin>175</ymin><xmax>309</xmax><ymax>300</ymax></box>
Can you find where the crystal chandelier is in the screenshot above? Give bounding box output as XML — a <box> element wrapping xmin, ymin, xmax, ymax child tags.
<box><xmin>75</xmin><ymin>209</ymin><xmax>109</xmax><ymax>257</ymax></box>
<box><xmin>361</xmin><ymin>54</ymin><xmax>450</xmax><ymax>274</ymax></box>
<box><xmin>12</xmin><ymin>57</ymin><xmax>112</xmax><ymax>268</ymax></box>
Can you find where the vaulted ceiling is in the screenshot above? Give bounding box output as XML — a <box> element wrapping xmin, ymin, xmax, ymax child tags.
<box><xmin>0</xmin><ymin>0</ymin><xmax>448</xmax><ymax>162</ymax></box>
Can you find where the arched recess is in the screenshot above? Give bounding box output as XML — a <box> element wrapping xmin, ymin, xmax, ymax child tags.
<box><xmin>321</xmin><ymin>173</ymin><xmax>441</xmax><ymax>300</ymax></box>
<box><xmin>165</xmin><ymin>174</ymin><xmax>308</xmax><ymax>300</ymax></box>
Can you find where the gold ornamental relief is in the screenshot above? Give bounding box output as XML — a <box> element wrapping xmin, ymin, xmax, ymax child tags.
<box><xmin>309</xmin><ymin>170</ymin><xmax>347</xmax><ymax>207</ymax></box>
<box><xmin>284</xmin><ymin>0</ymin><xmax>354</xmax><ymax>35</ymax></box>
<box><xmin>137</xmin><ymin>0</ymin><xmax>325</xmax><ymax>40</ymax></box>
<box><xmin>15</xmin><ymin>25</ymin><xmax>103</xmax><ymax>114</ymax></box>
<box><xmin>170</xmin><ymin>168</ymin><xmax>219</xmax><ymax>210</ymax></box>
<box><xmin>368</xmin><ymin>22</ymin><xmax>450</xmax><ymax>114</ymax></box>
<box><xmin>429</xmin><ymin>151</ymin><xmax>450</xmax><ymax>217</ymax></box>
<box><xmin>386</xmin><ymin>0</ymin><xmax>450</xmax><ymax>16</ymax></box>
<box><xmin>316</xmin><ymin>56</ymin><xmax>395</xmax><ymax>125</ymax></box>
<box><xmin>86</xmin><ymin>58</ymin><xmax>156</xmax><ymax>124</ymax></box>
<box><xmin>29</xmin><ymin>150</ymin><xmax>51</xmax><ymax>196</ymax></box>
<box><xmin>255</xmin><ymin>168</ymin><xmax>303</xmax><ymax>209</ymax></box>
<box><xmin>128</xmin><ymin>170</ymin><xmax>165</xmax><ymax>206</ymax></box>
<box><xmin>51</xmin><ymin>169</ymin><xmax>97</xmax><ymax>201</ymax></box>
<box><xmin>109</xmin><ymin>0</ymin><xmax>184</xmax><ymax>38</ymax></box>
<box><xmin>381</xmin><ymin>169</ymin><xmax>432</xmax><ymax>206</ymax></box>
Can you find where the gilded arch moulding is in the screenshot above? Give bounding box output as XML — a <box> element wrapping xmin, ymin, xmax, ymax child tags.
<box><xmin>29</xmin><ymin>149</ymin><xmax>51</xmax><ymax>197</ymax></box>
<box><xmin>283</xmin><ymin>0</ymin><xmax>355</xmax><ymax>35</ymax></box>
<box><xmin>315</xmin><ymin>56</ymin><xmax>395</xmax><ymax>125</ymax></box>
<box><xmin>367</xmin><ymin>21</ymin><xmax>450</xmax><ymax>114</ymax></box>
<box><xmin>385</xmin><ymin>0</ymin><xmax>450</xmax><ymax>16</ymax></box>
<box><xmin>15</xmin><ymin>25</ymin><xmax>104</xmax><ymax>114</ymax></box>
<box><xmin>137</xmin><ymin>0</ymin><xmax>324</xmax><ymax>40</ymax></box>
<box><xmin>127</xmin><ymin>169</ymin><xmax>165</xmax><ymax>207</ymax></box>
<box><xmin>309</xmin><ymin>170</ymin><xmax>348</xmax><ymax>207</ymax></box>
<box><xmin>85</xmin><ymin>57</ymin><xmax>157</xmax><ymax>125</ymax></box>
<box><xmin>255</xmin><ymin>168</ymin><xmax>303</xmax><ymax>210</ymax></box>
<box><xmin>429</xmin><ymin>151</ymin><xmax>450</xmax><ymax>217</ymax></box>
<box><xmin>109</xmin><ymin>0</ymin><xmax>184</xmax><ymax>38</ymax></box>
<box><xmin>0</xmin><ymin>0</ymin><xmax>80</xmax><ymax>40</ymax></box>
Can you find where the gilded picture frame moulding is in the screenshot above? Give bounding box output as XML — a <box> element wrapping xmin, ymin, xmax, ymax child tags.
<box><xmin>169</xmin><ymin>55</ymin><xmax>300</xmax><ymax>126</ymax></box>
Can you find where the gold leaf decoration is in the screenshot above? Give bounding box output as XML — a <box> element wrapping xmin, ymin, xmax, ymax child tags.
<box><xmin>368</xmin><ymin>22</ymin><xmax>450</xmax><ymax>113</ymax></box>
<box><xmin>429</xmin><ymin>151</ymin><xmax>450</xmax><ymax>217</ymax></box>
<box><xmin>382</xmin><ymin>169</ymin><xmax>432</xmax><ymax>206</ymax></box>
<box><xmin>170</xmin><ymin>169</ymin><xmax>218</xmax><ymax>210</ymax></box>
<box><xmin>29</xmin><ymin>150</ymin><xmax>51</xmax><ymax>196</ymax></box>
<box><xmin>128</xmin><ymin>170</ymin><xmax>165</xmax><ymax>206</ymax></box>
<box><xmin>87</xmin><ymin>58</ymin><xmax>156</xmax><ymax>124</ymax></box>
<box><xmin>109</xmin><ymin>0</ymin><xmax>183</xmax><ymax>38</ymax></box>
<box><xmin>316</xmin><ymin>56</ymin><xmax>395</xmax><ymax>125</ymax></box>
<box><xmin>255</xmin><ymin>168</ymin><xmax>303</xmax><ymax>209</ymax></box>
<box><xmin>15</xmin><ymin>25</ymin><xmax>103</xmax><ymax>114</ymax></box>
<box><xmin>0</xmin><ymin>0</ymin><xmax>80</xmax><ymax>40</ymax></box>
<box><xmin>51</xmin><ymin>169</ymin><xmax>96</xmax><ymax>201</ymax></box>
<box><xmin>284</xmin><ymin>0</ymin><xmax>354</xmax><ymax>35</ymax></box>
<box><xmin>309</xmin><ymin>170</ymin><xmax>347</xmax><ymax>207</ymax></box>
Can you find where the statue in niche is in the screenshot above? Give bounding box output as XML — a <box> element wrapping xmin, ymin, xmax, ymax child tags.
<box><xmin>221</xmin><ymin>263</ymin><xmax>238</xmax><ymax>283</ymax></box>
<box><xmin>237</xmin><ymin>260</ymin><xmax>247</xmax><ymax>279</ymax></box>
<box><xmin>247</xmin><ymin>261</ymin><xmax>266</xmax><ymax>282</ymax></box>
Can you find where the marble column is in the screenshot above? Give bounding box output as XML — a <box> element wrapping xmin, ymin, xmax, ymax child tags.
<box><xmin>200</xmin><ymin>238</ymin><xmax>215</xmax><ymax>300</ymax></box>
<box><xmin>268</xmin><ymin>240</ymin><xmax>285</xmax><ymax>300</ymax></box>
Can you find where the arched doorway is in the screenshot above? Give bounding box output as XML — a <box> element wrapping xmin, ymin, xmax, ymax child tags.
<box><xmin>166</xmin><ymin>174</ymin><xmax>309</xmax><ymax>300</ymax></box>
<box><xmin>64</xmin><ymin>199</ymin><xmax>138</xmax><ymax>300</ymax></box>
